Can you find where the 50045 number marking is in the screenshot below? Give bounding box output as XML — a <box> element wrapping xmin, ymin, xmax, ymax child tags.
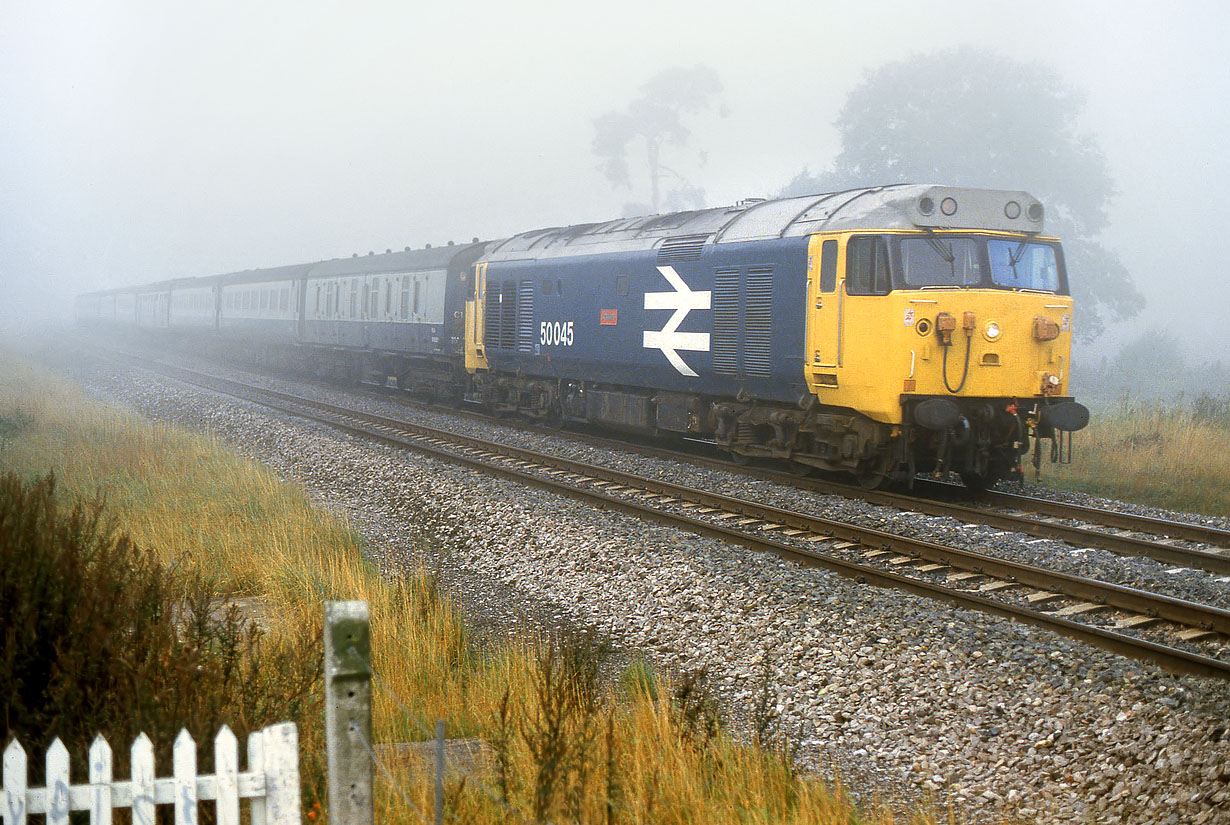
<box><xmin>540</xmin><ymin>321</ymin><xmax>574</xmax><ymax>346</ymax></box>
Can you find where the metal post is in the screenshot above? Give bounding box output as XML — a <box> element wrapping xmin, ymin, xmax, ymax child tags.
<box><xmin>324</xmin><ymin>601</ymin><xmax>373</xmax><ymax>825</ymax></box>
<box><xmin>434</xmin><ymin>720</ymin><xmax>445</xmax><ymax>825</ymax></box>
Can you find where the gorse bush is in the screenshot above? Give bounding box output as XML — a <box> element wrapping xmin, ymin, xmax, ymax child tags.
<box><xmin>0</xmin><ymin>471</ymin><xmax>320</xmax><ymax>781</ymax></box>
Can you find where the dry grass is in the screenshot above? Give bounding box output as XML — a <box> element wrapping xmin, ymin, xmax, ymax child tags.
<box><xmin>0</xmin><ymin>349</ymin><xmax>936</xmax><ymax>824</ymax></box>
<box><xmin>1043</xmin><ymin>395</ymin><xmax>1230</xmax><ymax>517</ymax></box>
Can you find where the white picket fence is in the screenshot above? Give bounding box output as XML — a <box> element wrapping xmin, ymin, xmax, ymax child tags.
<box><xmin>2</xmin><ymin>723</ymin><xmax>300</xmax><ymax>825</ymax></box>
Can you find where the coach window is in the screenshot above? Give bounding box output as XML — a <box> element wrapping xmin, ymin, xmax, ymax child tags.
<box><xmin>819</xmin><ymin>239</ymin><xmax>838</xmax><ymax>292</ymax></box>
<box><xmin>846</xmin><ymin>236</ymin><xmax>892</xmax><ymax>295</ymax></box>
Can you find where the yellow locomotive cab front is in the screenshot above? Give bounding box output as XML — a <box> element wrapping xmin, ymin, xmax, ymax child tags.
<box><xmin>804</xmin><ymin>223</ymin><xmax>1089</xmax><ymax>487</ymax></box>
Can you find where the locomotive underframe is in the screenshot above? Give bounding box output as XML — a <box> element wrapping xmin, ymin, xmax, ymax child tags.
<box><xmin>464</xmin><ymin>369</ymin><xmax>1086</xmax><ymax>488</ymax></box>
<box><xmin>126</xmin><ymin>327</ymin><xmax>1081</xmax><ymax>490</ymax></box>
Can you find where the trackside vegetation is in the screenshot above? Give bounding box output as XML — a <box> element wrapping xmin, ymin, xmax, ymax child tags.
<box><xmin>1043</xmin><ymin>394</ymin><xmax>1230</xmax><ymax>517</ymax></box>
<box><xmin>0</xmin><ymin>349</ymin><xmax>925</xmax><ymax>824</ymax></box>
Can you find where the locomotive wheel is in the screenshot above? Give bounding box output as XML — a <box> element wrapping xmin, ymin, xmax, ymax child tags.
<box><xmin>729</xmin><ymin>450</ymin><xmax>753</xmax><ymax>466</ymax></box>
<box><xmin>856</xmin><ymin>469</ymin><xmax>887</xmax><ymax>490</ymax></box>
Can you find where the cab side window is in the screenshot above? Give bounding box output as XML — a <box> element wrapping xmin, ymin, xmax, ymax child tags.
<box><xmin>819</xmin><ymin>239</ymin><xmax>838</xmax><ymax>292</ymax></box>
<box><xmin>846</xmin><ymin>236</ymin><xmax>891</xmax><ymax>295</ymax></box>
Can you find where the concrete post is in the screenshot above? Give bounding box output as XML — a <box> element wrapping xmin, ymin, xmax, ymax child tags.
<box><xmin>324</xmin><ymin>601</ymin><xmax>373</xmax><ymax>825</ymax></box>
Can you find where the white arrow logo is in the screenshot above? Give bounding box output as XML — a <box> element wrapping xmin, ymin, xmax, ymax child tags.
<box><xmin>643</xmin><ymin>265</ymin><xmax>710</xmax><ymax>377</ymax></box>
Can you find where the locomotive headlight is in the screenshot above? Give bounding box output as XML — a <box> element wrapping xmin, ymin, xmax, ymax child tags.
<box><xmin>984</xmin><ymin>321</ymin><xmax>1002</xmax><ymax>342</ymax></box>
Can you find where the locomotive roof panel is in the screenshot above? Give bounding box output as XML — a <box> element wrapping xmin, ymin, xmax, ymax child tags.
<box><xmin>481</xmin><ymin>185</ymin><xmax>1045</xmax><ymax>263</ymax></box>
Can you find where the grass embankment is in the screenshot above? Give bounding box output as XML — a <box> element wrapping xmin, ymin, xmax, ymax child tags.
<box><xmin>1043</xmin><ymin>394</ymin><xmax>1230</xmax><ymax>517</ymax></box>
<box><xmin>0</xmin><ymin>350</ymin><xmax>920</xmax><ymax>824</ymax></box>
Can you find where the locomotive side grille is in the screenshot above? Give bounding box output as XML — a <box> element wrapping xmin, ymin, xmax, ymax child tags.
<box><xmin>744</xmin><ymin>269</ymin><xmax>774</xmax><ymax>377</ymax></box>
<box><xmin>712</xmin><ymin>269</ymin><xmax>740</xmax><ymax>376</ymax></box>
<box><xmin>485</xmin><ymin>286</ymin><xmax>503</xmax><ymax>349</ymax></box>
<box><xmin>500</xmin><ymin>281</ymin><xmax>518</xmax><ymax>350</ymax></box>
<box><xmin>657</xmin><ymin>235</ymin><xmax>709</xmax><ymax>263</ymax></box>
<box><xmin>517</xmin><ymin>280</ymin><xmax>535</xmax><ymax>352</ymax></box>
<box><xmin>487</xmin><ymin>280</ymin><xmax>519</xmax><ymax>350</ymax></box>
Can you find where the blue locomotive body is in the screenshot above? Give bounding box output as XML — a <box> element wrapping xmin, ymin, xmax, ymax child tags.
<box><xmin>481</xmin><ymin>237</ymin><xmax>809</xmax><ymax>406</ymax></box>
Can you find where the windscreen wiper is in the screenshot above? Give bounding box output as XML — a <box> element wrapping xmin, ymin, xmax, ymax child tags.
<box><xmin>924</xmin><ymin>236</ymin><xmax>959</xmax><ymax>285</ymax></box>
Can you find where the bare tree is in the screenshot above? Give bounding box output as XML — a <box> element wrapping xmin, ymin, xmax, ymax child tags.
<box><xmin>593</xmin><ymin>66</ymin><xmax>724</xmax><ymax>215</ymax></box>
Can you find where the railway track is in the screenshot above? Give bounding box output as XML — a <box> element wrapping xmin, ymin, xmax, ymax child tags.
<box><xmin>94</xmin><ymin>338</ymin><xmax>1230</xmax><ymax>567</ymax></box>
<box><xmin>102</xmin><ymin>351</ymin><xmax>1230</xmax><ymax>680</ymax></box>
<box><xmin>348</xmin><ymin>382</ymin><xmax>1230</xmax><ymax>573</ymax></box>
<box><xmin>371</xmin><ymin>386</ymin><xmax>1230</xmax><ymax>574</ymax></box>
<box><xmin>494</xmin><ymin>415</ymin><xmax>1230</xmax><ymax>568</ymax></box>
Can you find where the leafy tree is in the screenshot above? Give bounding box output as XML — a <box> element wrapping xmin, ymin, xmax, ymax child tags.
<box><xmin>593</xmin><ymin>66</ymin><xmax>725</xmax><ymax>216</ymax></box>
<box><xmin>783</xmin><ymin>47</ymin><xmax>1142</xmax><ymax>339</ymax></box>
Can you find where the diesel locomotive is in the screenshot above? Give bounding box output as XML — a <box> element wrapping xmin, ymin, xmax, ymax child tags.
<box><xmin>76</xmin><ymin>183</ymin><xmax>1089</xmax><ymax>488</ymax></box>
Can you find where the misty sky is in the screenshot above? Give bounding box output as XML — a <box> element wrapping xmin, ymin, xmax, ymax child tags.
<box><xmin>3</xmin><ymin>0</ymin><xmax>1228</xmax><ymax>365</ymax></box>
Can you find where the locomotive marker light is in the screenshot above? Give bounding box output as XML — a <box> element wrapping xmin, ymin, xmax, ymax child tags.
<box><xmin>643</xmin><ymin>265</ymin><xmax>711</xmax><ymax>377</ymax></box>
<box><xmin>1033</xmin><ymin>316</ymin><xmax>1061</xmax><ymax>341</ymax></box>
<box><xmin>984</xmin><ymin>321</ymin><xmax>1002</xmax><ymax>341</ymax></box>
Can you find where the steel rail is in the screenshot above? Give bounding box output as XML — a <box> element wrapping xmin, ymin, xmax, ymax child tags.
<box><xmin>371</xmin><ymin>383</ymin><xmax>1230</xmax><ymax>563</ymax></box>
<box><xmin>269</xmin><ymin>387</ymin><xmax>1230</xmax><ymax>636</ymax></box>
<box><xmin>485</xmin><ymin>415</ymin><xmax>1230</xmax><ymax>569</ymax></box>
<box><xmin>970</xmin><ymin>487</ymin><xmax>1230</xmax><ymax>547</ymax></box>
<box><xmin>111</xmin><ymin>355</ymin><xmax>1230</xmax><ymax>681</ymax></box>
<box><xmin>96</xmin><ymin>342</ymin><xmax>1230</xmax><ymax>572</ymax></box>
<box><xmin>467</xmin><ymin>412</ymin><xmax>1230</xmax><ymax>573</ymax></box>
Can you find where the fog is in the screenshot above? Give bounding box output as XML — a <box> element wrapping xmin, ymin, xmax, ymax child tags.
<box><xmin>3</xmin><ymin>0</ymin><xmax>1228</xmax><ymax>375</ymax></box>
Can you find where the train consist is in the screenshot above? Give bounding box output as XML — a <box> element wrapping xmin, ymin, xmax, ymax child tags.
<box><xmin>76</xmin><ymin>184</ymin><xmax>1089</xmax><ymax>488</ymax></box>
